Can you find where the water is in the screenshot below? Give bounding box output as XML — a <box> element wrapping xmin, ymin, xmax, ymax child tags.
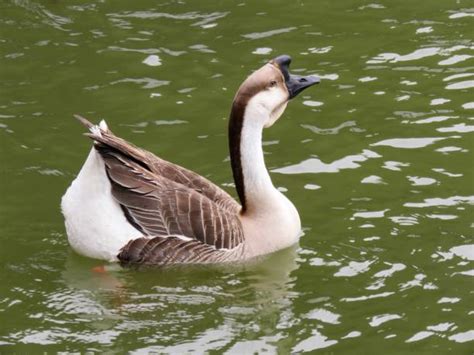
<box><xmin>1</xmin><ymin>0</ymin><xmax>473</xmax><ymax>352</ymax></box>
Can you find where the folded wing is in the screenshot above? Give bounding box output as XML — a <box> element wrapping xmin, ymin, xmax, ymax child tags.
<box><xmin>88</xmin><ymin>130</ymin><xmax>244</xmax><ymax>252</ymax></box>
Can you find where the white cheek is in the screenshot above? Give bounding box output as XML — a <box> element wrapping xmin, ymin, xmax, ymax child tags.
<box><xmin>266</xmin><ymin>101</ymin><xmax>288</xmax><ymax>128</ymax></box>
<box><xmin>247</xmin><ymin>88</ymin><xmax>288</xmax><ymax>127</ymax></box>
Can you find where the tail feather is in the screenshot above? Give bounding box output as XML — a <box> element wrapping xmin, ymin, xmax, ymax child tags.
<box><xmin>74</xmin><ymin>114</ymin><xmax>150</xmax><ymax>170</ymax></box>
<box><xmin>74</xmin><ymin>114</ymin><xmax>94</xmax><ymax>130</ymax></box>
<box><xmin>99</xmin><ymin>120</ymin><xmax>109</xmax><ymax>131</ymax></box>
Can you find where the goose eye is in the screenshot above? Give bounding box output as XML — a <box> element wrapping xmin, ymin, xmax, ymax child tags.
<box><xmin>269</xmin><ymin>80</ymin><xmax>277</xmax><ymax>88</ymax></box>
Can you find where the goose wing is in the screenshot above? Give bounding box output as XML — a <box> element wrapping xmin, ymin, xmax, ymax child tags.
<box><xmin>96</xmin><ymin>147</ymin><xmax>244</xmax><ymax>251</ymax></box>
<box><xmin>82</xmin><ymin>120</ymin><xmax>245</xmax><ymax>255</ymax></box>
<box><xmin>75</xmin><ymin>115</ymin><xmax>240</xmax><ymax>214</ymax></box>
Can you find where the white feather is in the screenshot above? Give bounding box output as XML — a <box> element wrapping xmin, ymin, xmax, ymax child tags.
<box><xmin>89</xmin><ymin>125</ymin><xmax>102</xmax><ymax>138</ymax></box>
<box><xmin>61</xmin><ymin>148</ymin><xmax>142</xmax><ymax>261</ymax></box>
<box><xmin>238</xmin><ymin>92</ymin><xmax>301</xmax><ymax>256</ymax></box>
<box><xmin>99</xmin><ymin>120</ymin><xmax>108</xmax><ymax>131</ymax></box>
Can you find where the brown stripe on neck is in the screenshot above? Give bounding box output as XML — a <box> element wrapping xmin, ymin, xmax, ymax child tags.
<box><xmin>228</xmin><ymin>97</ymin><xmax>248</xmax><ymax>212</ymax></box>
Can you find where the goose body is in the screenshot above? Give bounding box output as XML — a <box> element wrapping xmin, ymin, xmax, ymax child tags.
<box><xmin>61</xmin><ymin>55</ymin><xmax>319</xmax><ymax>265</ymax></box>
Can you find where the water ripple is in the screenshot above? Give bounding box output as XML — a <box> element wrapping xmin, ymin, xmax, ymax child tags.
<box><xmin>273</xmin><ymin>149</ymin><xmax>381</xmax><ymax>174</ymax></box>
<box><xmin>372</xmin><ymin>137</ymin><xmax>451</xmax><ymax>149</ymax></box>
<box><xmin>292</xmin><ymin>330</ymin><xmax>338</xmax><ymax>352</ymax></box>
<box><xmin>110</xmin><ymin>78</ymin><xmax>170</xmax><ymax>89</ymax></box>
<box><xmin>242</xmin><ymin>27</ymin><xmax>297</xmax><ymax>40</ymax></box>
<box><xmin>369</xmin><ymin>313</ymin><xmax>402</xmax><ymax>327</ymax></box>
<box><xmin>404</xmin><ymin>195</ymin><xmax>474</xmax><ymax>208</ymax></box>
<box><xmin>108</xmin><ymin>11</ymin><xmax>229</xmax><ymax>28</ymax></box>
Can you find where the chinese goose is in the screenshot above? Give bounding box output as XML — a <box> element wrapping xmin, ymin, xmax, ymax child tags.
<box><xmin>61</xmin><ymin>55</ymin><xmax>319</xmax><ymax>266</ymax></box>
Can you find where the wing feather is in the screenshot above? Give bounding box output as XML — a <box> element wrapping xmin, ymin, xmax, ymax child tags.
<box><xmin>118</xmin><ymin>236</ymin><xmax>243</xmax><ymax>266</ymax></box>
<box><xmin>96</xmin><ymin>145</ymin><xmax>244</xmax><ymax>249</ymax></box>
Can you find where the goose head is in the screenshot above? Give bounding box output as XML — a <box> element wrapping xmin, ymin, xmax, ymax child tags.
<box><xmin>232</xmin><ymin>55</ymin><xmax>320</xmax><ymax>128</ymax></box>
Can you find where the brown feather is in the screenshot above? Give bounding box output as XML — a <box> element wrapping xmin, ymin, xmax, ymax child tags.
<box><xmin>118</xmin><ymin>236</ymin><xmax>243</xmax><ymax>266</ymax></box>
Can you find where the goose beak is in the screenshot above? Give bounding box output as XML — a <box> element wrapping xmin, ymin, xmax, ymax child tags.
<box><xmin>271</xmin><ymin>54</ymin><xmax>320</xmax><ymax>99</ymax></box>
<box><xmin>286</xmin><ymin>74</ymin><xmax>320</xmax><ymax>99</ymax></box>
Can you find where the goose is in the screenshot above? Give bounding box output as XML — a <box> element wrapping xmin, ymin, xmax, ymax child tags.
<box><xmin>61</xmin><ymin>55</ymin><xmax>319</xmax><ymax>266</ymax></box>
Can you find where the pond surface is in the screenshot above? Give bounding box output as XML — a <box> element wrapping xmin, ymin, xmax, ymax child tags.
<box><xmin>1</xmin><ymin>0</ymin><xmax>473</xmax><ymax>353</ymax></box>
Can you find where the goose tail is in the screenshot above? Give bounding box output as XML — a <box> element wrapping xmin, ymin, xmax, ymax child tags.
<box><xmin>74</xmin><ymin>114</ymin><xmax>110</xmax><ymax>137</ymax></box>
<box><xmin>73</xmin><ymin>114</ymin><xmax>149</xmax><ymax>167</ymax></box>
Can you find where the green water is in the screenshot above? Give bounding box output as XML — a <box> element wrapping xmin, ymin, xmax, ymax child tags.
<box><xmin>1</xmin><ymin>0</ymin><xmax>473</xmax><ymax>353</ymax></box>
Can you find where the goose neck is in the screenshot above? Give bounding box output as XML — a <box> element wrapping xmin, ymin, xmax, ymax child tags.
<box><xmin>229</xmin><ymin>99</ymin><xmax>279</xmax><ymax>214</ymax></box>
